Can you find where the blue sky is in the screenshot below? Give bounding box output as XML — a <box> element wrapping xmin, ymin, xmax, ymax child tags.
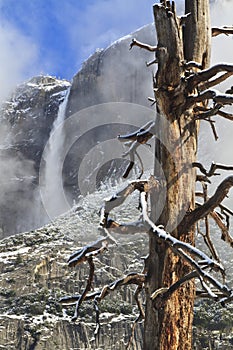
<box><xmin>0</xmin><ymin>0</ymin><xmax>158</xmax><ymax>82</ymax></box>
<box><xmin>0</xmin><ymin>0</ymin><xmax>232</xmax><ymax>101</ymax></box>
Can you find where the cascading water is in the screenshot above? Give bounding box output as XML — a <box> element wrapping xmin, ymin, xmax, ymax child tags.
<box><xmin>40</xmin><ymin>86</ymin><xmax>71</xmax><ymax>220</ymax></box>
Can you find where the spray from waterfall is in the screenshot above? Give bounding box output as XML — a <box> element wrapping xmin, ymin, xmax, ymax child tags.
<box><xmin>41</xmin><ymin>86</ymin><xmax>71</xmax><ymax>220</ymax></box>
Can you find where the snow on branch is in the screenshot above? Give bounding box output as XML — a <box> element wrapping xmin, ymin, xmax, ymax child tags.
<box><xmin>199</xmin><ymin>72</ymin><xmax>233</xmax><ymax>91</ymax></box>
<box><xmin>117</xmin><ymin>121</ymin><xmax>155</xmax><ymax>178</ymax></box>
<box><xmin>187</xmin><ymin>64</ymin><xmax>233</xmax><ymax>89</ymax></box>
<box><xmin>99</xmin><ymin>175</ymin><xmax>158</xmax><ymax>230</ymax></box>
<box><xmin>100</xmin><ymin>178</ymin><xmax>231</xmax><ymax>301</ymax></box>
<box><xmin>212</xmin><ymin>26</ymin><xmax>233</xmax><ymax>37</ymax></box>
<box><xmin>61</xmin><ymin>173</ymin><xmax>233</xmax><ymax>338</ymax></box>
<box><xmin>67</xmin><ymin>237</ymin><xmax>110</xmax><ymax>268</ymax></box>
<box><xmin>186</xmin><ymin>89</ymin><xmax>233</xmax><ymax>109</ymax></box>
<box><xmin>139</xmin><ymin>191</ymin><xmax>232</xmax><ymax>301</ymax></box>
<box><xmin>60</xmin><ymin>272</ymin><xmax>145</xmax><ymax>336</ymax></box>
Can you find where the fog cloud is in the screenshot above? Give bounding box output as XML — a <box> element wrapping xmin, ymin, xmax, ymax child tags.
<box><xmin>0</xmin><ymin>19</ymin><xmax>39</xmax><ymax>103</ymax></box>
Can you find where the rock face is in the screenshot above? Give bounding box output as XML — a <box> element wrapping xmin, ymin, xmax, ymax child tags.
<box><xmin>0</xmin><ymin>190</ymin><xmax>232</xmax><ymax>350</ymax></box>
<box><xmin>61</xmin><ymin>24</ymin><xmax>157</xmax><ymax>202</ymax></box>
<box><xmin>0</xmin><ymin>24</ymin><xmax>155</xmax><ymax>237</ymax></box>
<box><xmin>0</xmin><ymin>190</ymin><xmax>146</xmax><ymax>350</ymax></box>
<box><xmin>0</xmin><ymin>76</ymin><xmax>70</xmax><ymax>236</ymax></box>
<box><xmin>66</xmin><ymin>24</ymin><xmax>155</xmax><ymax>116</ymax></box>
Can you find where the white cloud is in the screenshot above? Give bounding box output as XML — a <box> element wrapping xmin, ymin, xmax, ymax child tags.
<box><xmin>55</xmin><ymin>0</ymin><xmax>157</xmax><ymax>68</ymax></box>
<box><xmin>211</xmin><ymin>0</ymin><xmax>233</xmax><ymax>64</ymax></box>
<box><xmin>0</xmin><ymin>19</ymin><xmax>39</xmax><ymax>102</ymax></box>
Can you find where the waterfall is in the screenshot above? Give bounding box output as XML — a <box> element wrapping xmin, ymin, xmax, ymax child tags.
<box><xmin>40</xmin><ymin>86</ymin><xmax>71</xmax><ymax>220</ymax></box>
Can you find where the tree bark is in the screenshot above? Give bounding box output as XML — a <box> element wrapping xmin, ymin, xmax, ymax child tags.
<box><xmin>143</xmin><ymin>1</ymin><xmax>211</xmax><ymax>349</ymax></box>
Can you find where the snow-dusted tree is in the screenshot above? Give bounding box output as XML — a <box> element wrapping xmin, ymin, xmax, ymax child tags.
<box><xmin>60</xmin><ymin>1</ymin><xmax>233</xmax><ymax>349</ymax></box>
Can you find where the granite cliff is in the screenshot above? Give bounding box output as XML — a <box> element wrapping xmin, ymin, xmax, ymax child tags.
<box><xmin>0</xmin><ymin>190</ymin><xmax>146</xmax><ymax>349</ymax></box>
<box><xmin>0</xmin><ymin>24</ymin><xmax>155</xmax><ymax>237</ymax></box>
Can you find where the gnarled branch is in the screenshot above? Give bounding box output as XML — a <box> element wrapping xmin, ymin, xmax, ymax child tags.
<box><xmin>186</xmin><ymin>89</ymin><xmax>233</xmax><ymax>109</ymax></box>
<box><xmin>130</xmin><ymin>38</ymin><xmax>158</xmax><ymax>52</ymax></box>
<box><xmin>187</xmin><ymin>63</ymin><xmax>233</xmax><ymax>89</ymax></box>
<box><xmin>210</xmin><ymin>211</ymin><xmax>233</xmax><ymax>247</ymax></box>
<box><xmin>217</xmin><ymin>110</ymin><xmax>233</xmax><ymax>121</ymax></box>
<box><xmin>193</xmin><ymin>162</ymin><xmax>233</xmax><ymax>178</ymax></box>
<box><xmin>118</xmin><ymin>121</ymin><xmax>155</xmax><ymax>178</ymax></box>
<box><xmin>199</xmin><ymin>72</ymin><xmax>233</xmax><ymax>91</ymax></box>
<box><xmin>140</xmin><ymin>192</ymin><xmax>231</xmax><ymax>300</ymax></box>
<box><xmin>212</xmin><ymin>26</ymin><xmax>233</xmax><ymax>37</ymax></box>
<box><xmin>185</xmin><ymin>176</ymin><xmax>233</xmax><ymax>228</ymax></box>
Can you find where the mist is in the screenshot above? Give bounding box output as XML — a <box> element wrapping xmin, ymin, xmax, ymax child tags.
<box><xmin>198</xmin><ymin>0</ymin><xmax>233</xmax><ymax>205</ymax></box>
<box><xmin>0</xmin><ymin>19</ymin><xmax>39</xmax><ymax>103</ymax></box>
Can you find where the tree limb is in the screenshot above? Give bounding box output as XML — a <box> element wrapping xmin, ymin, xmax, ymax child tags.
<box><xmin>71</xmin><ymin>257</ymin><xmax>95</xmax><ymax>322</ymax></box>
<box><xmin>212</xmin><ymin>26</ymin><xmax>233</xmax><ymax>37</ymax></box>
<box><xmin>118</xmin><ymin>121</ymin><xmax>155</xmax><ymax>178</ymax></box>
<box><xmin>193</xmin><ymin>162</ymin><xmax>233</xmax><ymax>178</ymax></box>
<box><xmin>186</xmin><ymin>89</ymin><xmax>233</xmax><ymax>109</ymax></box>
<box><xmin>210</xmin><ymin>211</ymin><xmax>233</xmax><ymax>247</ymax></box>
<box><xmin>185</xmin><ymin>176</ymin><xmax>233</xmax><ymax>228</ymax></box>
<box><xmin>100</xmin><ymin>178</ymin><xmax>227</xmax><ymax>276</ymax></box>
<box><xmin>59</xmin><ymin>273</ymin><xmax>145</xmax><ymax>313</ymax></box>
<box><xmin>199</xmin><ymin>72</ymin><xmax>233</xmax><ymax>91</ymax></box>
<box><xmin>129</xmin><ymin>38</ymin><xmax>158</xmax><ymax>52</ymax></box>
<box><xmin>100</xmin><ymin>176</ymin><xmax>159</xmax><ymax>228</ymax></box>
<box><xmin>217</xmin><ymin>110</ymin><xmax>233</xmax><ymax>121</ymax></box>
<box><xmin>67</xmin><ymin>237</ymin><xmax>110</xmax><ymax>268</ymax></box>
<box><xmin>151</xmin><ymin>271</ymin><xmax>198</xmax><ymax>301</ymax></box>
<box><xmin>140</xmin><ymin>192</ymin><xmax>231</xmax><ymax>299</ymax></box>
<box><xmin>187</xmin><ymin>64</ymin><xmax>233</xmax><ymax>89</ymax></box>
<box><xmin>194</xmin><ymin>105</ymin><xmax>222</xmax><ymax>121</ymax></box>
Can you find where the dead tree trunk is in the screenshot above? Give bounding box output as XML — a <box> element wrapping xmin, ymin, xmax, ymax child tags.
<box><xmin>143</xmin><ymin>1</ymin><xmax>211</xmax><ymax>349</ymax></box>
<box><xmin>61</xmin><ymin>1</ymin><xmax>233</xmax><ymax>349</ymax></box>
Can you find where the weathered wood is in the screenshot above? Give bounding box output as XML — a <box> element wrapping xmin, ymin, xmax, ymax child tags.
<box><xmin>183</xmin><ymin>0</ymin><xmax>211</xmax><ymax>67</ymax></box>
<box><xmin>185</xmin><ymin>176</ymin><xmax>233</xmax><ymax>228</ymax></box>
<box><xmin>144</xmin><ymin>1</ymin><xmax>211</xmax><ymax>349</ymax></box>
<box><xmin>212</xmin><ymin>26</ymin><xmax>233</xmax><ymax>37</ymax></box>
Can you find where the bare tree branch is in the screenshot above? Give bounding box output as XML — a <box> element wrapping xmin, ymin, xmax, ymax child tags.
<box><xmin>209</xmin><ymin>119</ymin><xmax>219</xmax><ymax>141</ymax></box>
<box><xmin>217</xmin><ymin>110</ymin><xmax>233</xmax><ymax>121</ymax></box>
<box><xmin>193</xmin><ymin>162</ymin><xmax>233</xmax><ymax>178</ymax></box>
<box><xmin>194</xmin><ymin>104</ymin><xmax>222</xmax><ymax>121</ymax></box>
<box><xmin>100</xmin><ymin>178</ymin><xmax>228</xmax><ymax>277</ymax></box>
<box><xmin>71</xmin><ymin>257</ymin><xmax>95</xmax><ymax>322</ymax></box>
<box><xmin>118</xmin><ymin>121</ymin><xmax>155</xmax><ymax>178</ymax></box>
<box><xmin>60</xmin><ymin>273</ymin><xmax>146</xmax><ymax>341</ymax></box>
<box><xmin>182</xmin><ymin>60</ymin><xmax>202</xmax><ymax>70</ymax></box>
<box><xmin>199</xmin><ymin>72</ymin><xmax>233</xmax><ymax>91</ymax></box>
<box><xmin>210</xmin><ymin>211</ymin><xmax>233</xmax><ymax>247</ymax></box>
<box><xmin>195</xmin><ymin>187</ymin><xmax>233</xmax><ymax>248</ymax></box>
<box><xmin>100</xmin><ymin>176</ymin><xmax>159</xmax><ymax>228</ymax></box>
<box><xmin>185</xmin><ymin>176</ymin><xmax>233</xmax><ymax>228</ymax></box>
<box><xmin>151</xmin><ymin>271</ymin><xmax>198</xmax><ymax>301</ymax></box>
<box><xmin>130</xmin><ymin>38</ymin><xmax>158</xmax><ymax>52</ymax></box>
<box><xmin>118</xmin><ymin>121</ymin><xmax>155</xmax><ymax>144</ymax></box>
<box><xmin>67</xmin><ymin>237</ymin><xmax>110</xmax><ymax>268</ymax></box>
<box><xmin>187</xmin><ymin>64</ymin><xmax>233</xmax><ymax>88</ymax></box>
<box><xmin>212</xmin><ymin>26</ymin><xmax>233</xmax><ymax>37</ymax></box>
<box><xmin>60</xmin><ymin>274</ymin><xmax>146</xmax><ymax>305</ymax></box>
<box><xmin>186</xmin><ymin>89</ymin><xmax>233</xmax><ymax>109</ymax></box>
<box><xmin>140</xmin><ymin>192</ymin><xmax>231</xmax><ymax>299</ymax></box>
